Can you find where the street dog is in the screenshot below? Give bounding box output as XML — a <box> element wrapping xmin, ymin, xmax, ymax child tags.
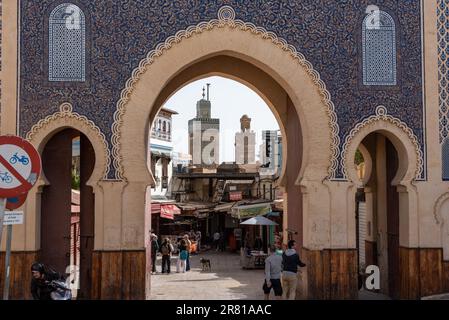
<box><xmin>200</xmin><ymin>258</ymin><xmax>211</xmax><ymax>271</ymax></box>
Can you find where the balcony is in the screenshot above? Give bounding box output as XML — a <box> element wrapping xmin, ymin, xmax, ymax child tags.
<box><xmin>151</xmin><ymin>130</ymin><xmax>172</xmax><ymax>142</ymax></box>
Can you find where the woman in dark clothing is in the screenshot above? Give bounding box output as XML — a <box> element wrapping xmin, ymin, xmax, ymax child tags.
<box><xmin>30</xmin><ymin>262</ymin><xmax>64</xmax><ymax>300</ymax></box>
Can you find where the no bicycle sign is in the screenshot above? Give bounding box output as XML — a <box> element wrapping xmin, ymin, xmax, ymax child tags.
<box><xmin>0</xmin><ymin>135</ymin><xmax>41</xmax><ymax>198</ymax></box>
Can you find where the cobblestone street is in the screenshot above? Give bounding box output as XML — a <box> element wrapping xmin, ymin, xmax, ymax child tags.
<box><xmin>150</xmin><ymin>252</ymin><xmax>266</xmax><ymax>300</ymax></box>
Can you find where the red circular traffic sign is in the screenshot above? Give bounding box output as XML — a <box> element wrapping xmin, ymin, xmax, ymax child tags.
<box><xmin>0</xmin><ymin>135</ymin><xmax>41</xmax><ymax>198</ymax></box>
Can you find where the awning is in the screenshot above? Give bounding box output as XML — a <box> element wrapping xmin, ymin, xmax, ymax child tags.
<box><xmin>71</xmin><ymin>205</ymin><xmax>80</xmax><ymax>213</ymax></box>
<box><xmin>151</xmin><ymin>203</ymin><xmax>161</xmax><ymax>214</ymax></box>
<box><xmin>214</xmin><ymin>202</ymin><xmax>237</xmax><ymax>212</ymax></box>
<box><xmin>160</xmin><ymin>204</ymin><xmax>181</xmax><ymax>220</ymax></box>
<box><xmin>231</xmin><ymin>202</ymin><xmax>272</xmax><ymax>219</ymax></box>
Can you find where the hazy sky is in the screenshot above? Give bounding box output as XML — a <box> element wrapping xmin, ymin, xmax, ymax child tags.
<box><xmin>161</xmin><ymin>76</ymin><xmax>280</xmax><ymax>162</ymax></box>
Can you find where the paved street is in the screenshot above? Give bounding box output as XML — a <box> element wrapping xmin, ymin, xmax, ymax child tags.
<box><xmin>150</xmin><ymin>252</ymin><xmax>266</xmax><ymax>300</ymax></box>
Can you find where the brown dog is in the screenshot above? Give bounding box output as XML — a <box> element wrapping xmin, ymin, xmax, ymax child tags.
<box><xmin>200</xmin><ymin>258</ymin><xmax>211</xmax><ymax>271</ymax></box>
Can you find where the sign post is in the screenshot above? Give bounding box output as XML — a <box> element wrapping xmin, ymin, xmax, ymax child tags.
<box><xmin>0</xmin><ymin>135</ymin><xmax>41</xmax><ymax>300</ymax></box>
<box><xmin>3</xmin><ymin>224</ymin><xmax>12</xmax><ymax>300</ymax></box>
<box><xmin>0</xmin><ymin>198</ymin><xmax>6</xmax><ymax>248</ymax></box>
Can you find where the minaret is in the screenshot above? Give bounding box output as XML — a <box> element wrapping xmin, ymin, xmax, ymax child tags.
<box><xmin>235</xmin><ymin>115</ymin><xmax>256</xmax><ymax>164</ymax></box>
<box><xmin>189</xmin><ymin>84</ymin><xmax>220</xmax><ymax>166</ymax></box>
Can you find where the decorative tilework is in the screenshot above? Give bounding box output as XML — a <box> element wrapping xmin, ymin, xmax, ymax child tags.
<box><xmin>443</xmin><ymin>138</ymin><xmax>449</xmax><ymax>180</ymax></box>
<box><xmin>438</xmin><ymin>0</ymin><xmax>449</xmax><ymax>181</ymax></box>
<box><xmin>362</xmin><ymin>9</ymin><xmax>397</xmax><ymax>86</ymax></box>
<box><xmin>341</xmin><ymin>105</ymin><xmax>424</xmax><ymax>180</ymax></box>
<box><xmin>18</xmin><ymin>1</ymin><xmax>425</xmax><ymax>180</ymax></box>
<box><xmin>49</xmin><ymin>3</ymin><xmax>85</xmax><ymax>82</ymax></box>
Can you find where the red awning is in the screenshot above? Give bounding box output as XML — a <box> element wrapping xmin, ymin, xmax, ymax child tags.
<box><xmin>151</xmin><ymin>203</ymin><xmax>161</xmax><ymax>214</ymax></box>
<box><xmin>160</xmin><ymin>204</ymin><xmax>181</xmax><ymax>220</ymax></box>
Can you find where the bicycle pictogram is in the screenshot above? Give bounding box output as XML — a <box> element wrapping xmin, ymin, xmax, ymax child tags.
<box><xmin>0</xmin><ymin>171</ymin><xmax>13</xmax><ymax>184</ymax></box>
<box><xmin>10</xmin><ymin>153</ymin><xmax>30</xmax><ymax>165</ymax></box>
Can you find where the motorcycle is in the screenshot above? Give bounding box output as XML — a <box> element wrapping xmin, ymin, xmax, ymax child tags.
<box><xmin>47</xmin><ymin>280</ymin><xmax>72</xmax><ymax>300</ymax></box>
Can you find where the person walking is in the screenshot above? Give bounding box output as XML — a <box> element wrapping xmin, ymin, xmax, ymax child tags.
<box><xmin>184</xmin><ymin>234</ymin><xmax>192</xmax><ymax>271</ymax></box>
<box><xmin>177</xmin><ymin>238</ymin><xmax>188</xmax><ymax>273</ymax></box>
<box><xmin>282</xmin><ymin>240</ymin><xmax>306</xmax><ymax>300</ymax></box>
<box><xmin>263</xmin><ymin>245</ymin><xmax>283</xmax><ymax>300</ymax></box>
<box><xmin>195</xmin><ymin>230</ymin><xmax>202</xmax><ymax>253</ymax></box>
<box><xmin>151</xmin><ymin>233</ymin><xmax>159</xmax><ymax>274</ymax></box>
<box><xmin>160</xmin><ymin>238</ymin><xmax>174</xmax><ymax>274</ymax></box>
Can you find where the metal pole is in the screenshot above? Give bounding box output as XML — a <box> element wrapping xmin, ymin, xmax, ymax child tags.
<box><xmin>0</xmin><ymin>198</ymin><xmax>6</xmax><ymax>248</ymax></box>
<box><xmin>3</xmin><ymin>224</ymin><xmax>12</xmax><ymax>300</ymax></box>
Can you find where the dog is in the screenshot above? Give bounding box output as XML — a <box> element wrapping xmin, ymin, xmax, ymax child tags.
<box><xmin>200</xmin><ymin>258</ymin><xmax>211</xmax><ymax>271</ymax></box>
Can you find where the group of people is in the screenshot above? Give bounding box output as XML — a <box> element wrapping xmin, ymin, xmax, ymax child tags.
<box><xmin>263</xmin><ymin>239</ymin><xmax>306</xmax><ymax>300</ymax></box>
<box><xmin>151</xmin><ymin>231</ymin><xmax>201</xmax><ymax>274</ymax></box>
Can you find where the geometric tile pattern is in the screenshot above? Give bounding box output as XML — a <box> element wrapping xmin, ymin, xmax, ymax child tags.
<box><xmin>49</xmin><ymin>3</ymin><xmax>85</xmax><ymax>82</ymax></box>
<box><xmin>443</xmin><ymin>138</ymin><xmax>449</xmax><ymax>180</ymax></box>
<box><xmin>438</xmin><ymin>0</ymin><xmax>449</xmax><ymax>144</ymax></box>
<box><xmin>18</xmin><ymin>0</ymin><xmax>425</xmax><ymax>179</ymax></box>
<box><xmin>362</xmin><ymin>10</ymin><xmax>397</xmax><ymax>86</ymax></box>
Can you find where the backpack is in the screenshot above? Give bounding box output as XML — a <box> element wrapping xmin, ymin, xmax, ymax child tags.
<box><xmin>161</xmin><ymin>244</ymin><xmax>170</xmax><ymax>255</ymax></box>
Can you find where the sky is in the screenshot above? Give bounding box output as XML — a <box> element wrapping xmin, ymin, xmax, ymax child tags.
<box><xmin>160</xmin><ymin>76</ymin><xmax>280</xmax><ymax>163</ymax></box>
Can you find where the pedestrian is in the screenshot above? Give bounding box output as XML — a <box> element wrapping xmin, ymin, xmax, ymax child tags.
<box><xmin>282</xmin><ymin>240</ymin><xmax>306</xmax><ymax>300</ymax></box>
<box><xmin>195</xmin><ymin>230</ymin><xmax>202</xmax><ymax>253</ymax></box>
<box><xmin>263</xmin><ymin>245</ymin><xmax>283</xmax><ymax>300</ymax></box>
<box><xmin>184</xmin><ymin>234</ymin><xmax>192</xmax><ymax>271</ymax></box>
<box><xmin>160</xmin><ymin>238</ymin><xmax>174</xmax><ymax>274</ymax></box>
<box><xmin>30</xmin><ymin>262</ymin><xmax>68</xmax><ymax>300</ymax></box>
<box><xmin>151</xmin><ymin>233</ymin><xmax>159</xmax><ymax>274</ymax></box>
<box><xmin>213</xmin><ymin>231</ymin><xmax>220</xmax><ymax>251</ymax></box>
<box><xmin>177</xmin><ymin>238</ymin><xmax>188</xmax><ymax>273</ymax></box>
<box><xmin>254</xmin><ymin>235</ymin><xmax>263</xmax><ymax>251</ymax></box>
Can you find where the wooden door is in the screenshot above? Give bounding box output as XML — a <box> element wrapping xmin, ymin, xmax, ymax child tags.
<box><xmin>78</xmin><ymin>134</ymin><xmax>95</xmax><ymax>299</ymax></box>
<box><xmin>41</xmin><ymin>129</ymin><xmax>78</xmax><ymax>274</ymax></box>
<box><xmin>386</xmin><ymin>138</ymin><xmax>400</xmax><ymax>299</ymax></box>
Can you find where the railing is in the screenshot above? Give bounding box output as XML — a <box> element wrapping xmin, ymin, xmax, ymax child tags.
<box><xmin>151</xmin><ymin>131</ymin><xmax>171</xmax><ymax>142</ymax></box>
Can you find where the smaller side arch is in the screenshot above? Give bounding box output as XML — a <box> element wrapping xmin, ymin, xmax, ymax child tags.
<box><xmin>26</xmin><ymin>102</ymin><xmax>110</xmax><ymax>184</ymax></box>
<box><xmin>343</xmin><ymin>106</ymin><xmax>422</xmax><ymax>184</ymax></box>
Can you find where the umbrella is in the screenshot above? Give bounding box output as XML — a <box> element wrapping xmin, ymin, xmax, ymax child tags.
<box><xmin>240</xmin><ymin>216</ymin><xmax>278</xmax><ymax>226</ymax></box>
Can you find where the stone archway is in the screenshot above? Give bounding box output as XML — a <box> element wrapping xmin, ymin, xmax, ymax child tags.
<box><xmin>22</xmin><ymin>103</ymin><xmax>109</xmax><ymax>299</ymax></box>
<box><xmin>344</xmin><ymin>106</ymin><xmax>421</xmax><ymax>299</ymax></box>
<box><xmin>115</xmin><ymin>8</ymin><xmax>337</xmax><ymax>299</ymax></box>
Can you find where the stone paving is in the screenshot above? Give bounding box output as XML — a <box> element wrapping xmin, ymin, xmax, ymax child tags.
<box><xmin>150</xmin><ymin>251</ymin><xmax>266</xmax><ymax>300</ymax></box>
<box><xmin>150</xmin><ymin>251</ymin><xmax>449</xmax><ymax>300</ymax></box>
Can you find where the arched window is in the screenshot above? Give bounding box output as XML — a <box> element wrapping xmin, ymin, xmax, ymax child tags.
<box><xmin>167</xmin><ymin>122</ymin><xmax>171</xmax><ymax>133</ymax></box>
<box><xmin>162</xmin><ymin>121</ymin><xmax>167</xmax><ymax>132</ymax></box>
<box><xmin>158</xmin><ymin>119</ymin><xmax>162</xmax><ymax>131</ymax></box>
<box><xmin>443</xmin><ymin>138</ymin><xmax>449</xmax><ymax>180</ymax></box>
<box><xmin>49</xmin><ymin>3</ymin><xmax>86</xmax><ymax>82</ymax></box>
<box><xmin>362</xmin><ymin>9</ymin><xmax>396</xmax><ymax>86</ymax></box>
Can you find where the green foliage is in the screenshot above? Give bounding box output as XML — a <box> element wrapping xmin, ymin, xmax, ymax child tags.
<box><xmin>72</xmin><ymin>170</ymin><xmax>80</xmax><ymax>190</ymax></box>
<box><xmin>354</xmin><ymin>149</ymin><xmax>364</xmax><ymax>166</ymax></box>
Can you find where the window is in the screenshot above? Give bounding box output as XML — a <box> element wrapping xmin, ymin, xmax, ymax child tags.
<box><xmin>443</xmin><ymin>138</ymin><xmax>449</xmax><ymax>180</ymax></box>
<box><xmin>362</xmin><ymin>9</ymin><xmax>396</xmax><ymax>86</ymax></box>
<box><xmin>49</xmin><ymin>3</ymin><xmax>86</xmax><ymax>82</ymax></box>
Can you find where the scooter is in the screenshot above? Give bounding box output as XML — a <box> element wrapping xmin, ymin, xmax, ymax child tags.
<box><xmin>48</xmin><ymin>280</ymin><xmax>72</xmax><ymax>300</ymax></box>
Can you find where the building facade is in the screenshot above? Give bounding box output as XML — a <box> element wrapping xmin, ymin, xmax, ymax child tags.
<box><xmin>0</xmin><ymin>1</ymin><xmax>448</xmax><ymax>300</ymax></box>
<box><xmin>149</xmin><ymin>108</ymin><xmax>178</xmax><ymax>196</ymax></box>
